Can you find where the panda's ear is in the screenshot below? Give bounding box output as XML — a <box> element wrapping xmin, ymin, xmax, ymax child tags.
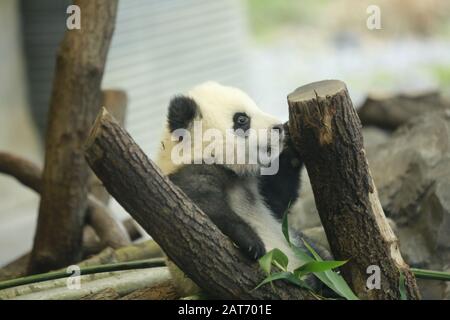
<box><xmin>167</xmin><ymin>95</ymin><xmax>199</xmax><ymax>132</ymax></box>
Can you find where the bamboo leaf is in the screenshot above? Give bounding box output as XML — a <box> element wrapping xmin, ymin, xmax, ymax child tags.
<box><xmin>294</xmin><ymin>260</ymin><xmax>347</xmax><ymax>278</ymax></box>
<box><xmin>254</xmin><ymin>272</ymin><xmax>311</xmax><ymax>290</ymax></box>
<box><xmin>258</xmin><ymin>248</ymin><xmax>289</xmax><ymax>275</ymax></box>
<box><xmin>302</xmin><ymin>239</ymin><xmax>359</xmax><ymax>300</ymax></box>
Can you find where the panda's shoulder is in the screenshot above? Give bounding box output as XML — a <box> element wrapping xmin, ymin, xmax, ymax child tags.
<box><xmin>168</xmin><ymin>164</ymin><xmax>236</xmax><ymax>190</ymax></box>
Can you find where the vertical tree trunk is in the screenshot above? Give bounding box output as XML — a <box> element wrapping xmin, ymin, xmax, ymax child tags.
<box><xmin>287</xmin><ymin>80</ymin><xmax>421</xmax><ymax>299</ymax></box>
<box><xmin>28</xmin><ymin>0</ymin><xmax>118</xmax><ymax>274</ymax></box>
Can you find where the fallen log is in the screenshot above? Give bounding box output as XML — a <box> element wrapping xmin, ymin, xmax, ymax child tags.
<box><xmin>84</xmin><ymin>108</ymin><xmax>316</xmax><ymax>299</ymax></box>
<box><xmin>119</xmin><ymin>281</ymin><xmax>179</xmax><ymax>300</ymax></box>
<box><xmin>287</xmin><ymin>80</ymin><xmax>421</xmax><ymax>299</ymax></box>
<box><xmin>78</xmin><ymin>240</ymin><xmax>163</xmax><ymax>268</ymax></box>
<box><xmin>3</xmin><ymin>268</ymin><xmax>170</xmax><ymax>300</ymax></box>
<box><xmin>0</xmin><ymin>240</ymin><xmax>163</xmax><ymax>298</ymax></box>
<box><xmin>80</xmin><ymin>287</ymin><xmax>120</xmax><ymax>300</ymax></box>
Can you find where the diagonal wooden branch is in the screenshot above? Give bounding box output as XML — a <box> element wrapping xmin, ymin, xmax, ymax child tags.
<box><xmin>287</xmin><ymin>80</ymin><xmax>421</xmax><ymax>300</ymax></box>
<box><xmin>85</xmin><ymin>89</ymin><xmax>131</xmax><ymax>253</ymax></box>
<box><xmin>84</xmin><ymin>108</ymin><xmax>316</xmax><ymax>300</ymax></box>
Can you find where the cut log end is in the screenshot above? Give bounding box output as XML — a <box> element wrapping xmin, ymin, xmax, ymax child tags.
<box><xmin>85</xmin><ymin>107</ymin><xmax>111</xmax><ymax>156</ymax></box>
<box><xmin>288</xmin><ymin>80</ymin><xmax>349</xmax><ymax>147</ymax></box>
<box><xmin>287</xmin><ymin>79</ymin><xmax>346</xmax><ymax>102</ymax></box>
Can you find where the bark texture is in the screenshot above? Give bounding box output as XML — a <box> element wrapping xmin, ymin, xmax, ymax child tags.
<box><xmin>29</xmin><ymin>0</ymin><xmax>118</xmax><ymax>274</ymax></box>
<box><xmin>86</xmin><ymin>89</ymin><xmax>130</xmax><ymax>253</ymax></box>
<box><xmin>0</xmin><ymin>152</ymin><xmax>42</xmax><ymax>193</ymax></box>
<box><xmin>119</xmin><ymin>281</ymin><xmax>179</xmax><ymax>300</ymax></box>
<box><xmin>287</xmin><ymin>80</ymin><xmax>421</xmax><ymax>300</ymax></box>
<box><xmin>84</xmin><ymin>108</ymin><xmax>316</xmax><ymax>300</ymax></box>
<box><xmin>80</xmin><ymin>288</ymin><xmax>120</xmax><ymax>300</ymax></box>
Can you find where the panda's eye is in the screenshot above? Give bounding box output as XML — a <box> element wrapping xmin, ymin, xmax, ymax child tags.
<box><xmin>237</xmin><ymin>115</ymin><xmax>249</xmax><ymax>125</ymax></box>
<box><xmin>233</xmin><ymin>112</ymin><xmax>251</xmax><ymax>132</ymax></box>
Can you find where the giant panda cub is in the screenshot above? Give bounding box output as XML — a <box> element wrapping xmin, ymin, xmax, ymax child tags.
<box><xmin>156</xmin><ymin>81</ymin><xmax>330</xmax><ymax>296</ymax></box>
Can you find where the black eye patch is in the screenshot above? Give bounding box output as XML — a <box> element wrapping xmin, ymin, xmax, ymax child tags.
<box><xmin>233</xmin><ymin>112</ymin><xmax>251</xmax><ymax>133</ymax></box>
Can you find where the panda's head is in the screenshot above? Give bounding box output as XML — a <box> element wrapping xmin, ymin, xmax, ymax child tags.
<box><xmin>157</xmin><ymin>81</ymin><xmax>284</xmax><ymax>176</ymax></box>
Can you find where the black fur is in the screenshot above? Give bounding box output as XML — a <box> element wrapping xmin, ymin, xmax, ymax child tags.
<box><xmin>232</xmin><ymin>112</ymin><xmax>251</xmax><ymax>132</ymax></box>
<box><xmin>167</xmin><ymin>96</ymin><xmax>200</xmax><ymax>132</ymax></box>
<box><xmin>169</xmin><ymin>165</ymin><xmax>266</xmax><ymax>260</ymax></box>
<box><xmin>259</xmin><ymin>123</ymin><xmax>303</xmax><ymax>220</ymax></box>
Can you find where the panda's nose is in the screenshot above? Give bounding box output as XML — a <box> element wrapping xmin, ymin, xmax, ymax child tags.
<box><xmin>271</xmin><ymin>124</ymin><xmax>284</xmax><ymax>134</ymax></box>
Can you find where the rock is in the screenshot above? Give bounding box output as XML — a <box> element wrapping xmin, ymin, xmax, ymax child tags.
<box><xmin>358</xmin><ymin>91</ymin><xmax>450</xmax><ymax>131</ymax></box>
<box><xmin>362</xmin><ymin>126</ymin><xmax>391</xmax><ymax>149</ymax></box>
<box><xmin>366</xmin><ymin>110</ymin><xmax>450</xmax><ymax>298</ymax></box>
<box><xmin>368</xmin><ymin>111</ymin><xmax>450</xmax><ymax>243</ymax></box>
<box><xmin>291</xmin><ymin>126</ymin><xmax>390</xmax><ymax>231</ymax></box>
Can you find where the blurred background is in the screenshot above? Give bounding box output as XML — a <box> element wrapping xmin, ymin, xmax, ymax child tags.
<box><xmin>0</xmin><ymin>0</ymin><xmax>449</xmax><ymax>286</ymax></box>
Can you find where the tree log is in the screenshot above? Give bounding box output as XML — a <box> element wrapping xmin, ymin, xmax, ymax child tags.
<box><xmin>119</xmin><ymin>280</ymin><xmax>179</xmax><ymax>300</ymax></box>
<box><xmin>86</xmin><ymin>90</ymin><xmax>130</xmax><ymax>253</ymax></box>
<box><xmin>89</xmin><ymin>90</ymin><xmax>128</xmax><ymax>203</ymax></box>
<box><xmin>78</xmin><ymin>240</ymin><xmax>163</xmax><ymax>268</ymax></box>
<box><xmin>287</xmin><ymin>80</ymin><xmax>421</xmax><ymax>300</ymax></box>
<box><xmin>2</xmin><ymin>268</ymin><xmax>170</xmax><ymax>300</ymax></box>
<box><xmin>80</xmin><ymin>287</ymin><xmax>120</xmax><ymax>300</ymax></box>
<box><xmin>84</xmin><ymin>108</ymin><xmax>316</xmax><ymax>299</ymax></box>
<box><xmin>28</xmin><ymin>0</ymin><xmax>118</xmax><ymax>274</ymax></box>
<box><xmin>0</xmin><ymin>240</ymin><xmax>162</xmax><ymax>295</ymax></box>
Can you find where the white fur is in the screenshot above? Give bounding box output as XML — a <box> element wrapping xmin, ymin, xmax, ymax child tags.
<box><xmin>227</xmin><ymin>178</ymin><xmax>303</xmax><ymax>270</ymax></box>
<box><xmin>156</xmin><ymin>81</ymin><xmax>281</xmax><ymax>176</ymax></box>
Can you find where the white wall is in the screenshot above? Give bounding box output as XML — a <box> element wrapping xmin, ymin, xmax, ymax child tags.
<box><xmin>0</xmin><ymin>0</ymin><xmax>42</xmax><ymax>265</ymax></box>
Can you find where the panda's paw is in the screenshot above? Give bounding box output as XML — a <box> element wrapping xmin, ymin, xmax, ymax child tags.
<box><xmin>240</xmin><ymin>238</ymin><xmax>266</xmax><ymax>260</ymax></box>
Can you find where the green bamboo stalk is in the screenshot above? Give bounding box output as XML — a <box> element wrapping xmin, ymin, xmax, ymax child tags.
<box><xmin>411</xmin><ymin>268</ymin><xmax>450</xmax><ymax>282</ymax></box>
<box><xmin>1</xmin><ymin>258</ymin><xmax>448</xmax><ymax>293</ymax></box>
<box><xmin>0</xmin><ymin>258</ymin><xmax>165</xmax><ymax>291</ymax></box>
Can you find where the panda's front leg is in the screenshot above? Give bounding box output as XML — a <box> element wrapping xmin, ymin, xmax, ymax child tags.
<box><xmin>210</xmin><ymin>211</ymin><xmax>266</xmax><ymax>260</ymax></box>
<box><xmin>185</xmin><ymin>189</ymin><xmax>267</xmax><ymax>260</ymax></box>
<box><xmin>169</xmin><ymin>166</ymin><xmax>266</xmax><ymax>260</ymax></box>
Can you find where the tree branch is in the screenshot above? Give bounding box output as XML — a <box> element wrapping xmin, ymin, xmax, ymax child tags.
<box><xmin>84</xmin><ymin>108</ymin><xmax>316</xmax><ymax>299</ymax></box>
<box><xmin>287</xmin><ymin>80</ymin><xmax>421</xmax><ymax>299</ymax></box>
<box><xmin>0</xmin><ymin>151</ymin><xmax>131</xmax><ymax>255</ymax></box>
